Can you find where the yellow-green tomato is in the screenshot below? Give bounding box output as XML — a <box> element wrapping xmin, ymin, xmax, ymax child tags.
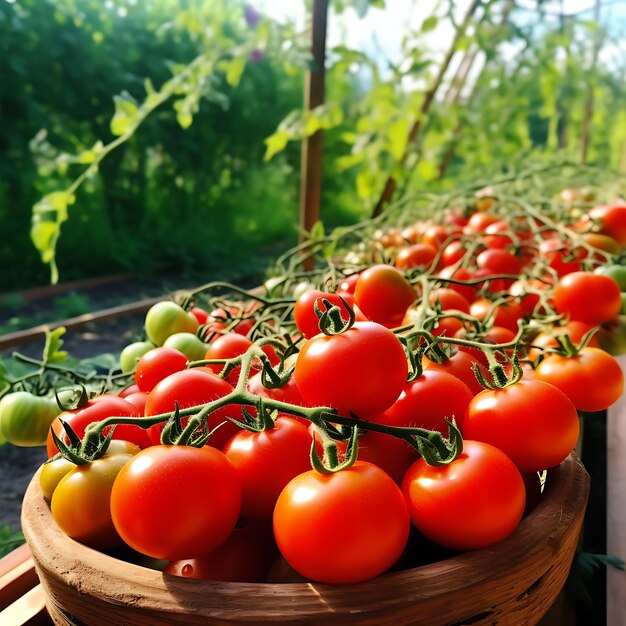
<box><xmin>0</xmin><ymin>392</ymin><xmax>59</xmax><ymax>447</ymax></box>
<box><xmin>163</xmin><ymin>332</ymin><xmax>207</xmax><ymax>361</ymax></box>
<box><xmin>144</xmin><ymin>301</ymin><xmax>199</xmax><ymax>346</ymax></box>
<box><xmin>104</xmin><ymin>439</ymin><xmax>142</xmax><ymax>456</ymax></box>
<box><xmin>40</xmin><ymin>458</ymin><xmax>77</xmax><ymax>501</ymax></box>
<box><xmin>51</xmin><ymin>453</ymin><xmax>133</xmax><ymax>550</ymax></box>
<box><xmin>119</xmin><ymin>341</ymin><xmax>154</xmax><ymax>373</ymax></box>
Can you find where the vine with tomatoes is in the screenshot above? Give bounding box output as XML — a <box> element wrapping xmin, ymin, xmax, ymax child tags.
<box><xmin>2</xmin><ymin>172</ymin><xmax>626</xmax><ymax>584</ymax></box>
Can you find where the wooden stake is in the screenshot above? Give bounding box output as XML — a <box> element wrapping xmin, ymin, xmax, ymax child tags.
<box><xmin>299</xmin><ymin>0</ymin><xmax>329</xmax><ymax>271</ymax></box>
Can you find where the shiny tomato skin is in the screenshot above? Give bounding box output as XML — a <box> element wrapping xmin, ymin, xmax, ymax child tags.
<box><xmin>470</xmin><ymin>298</ymin><xmax>523</xmax><ymax>334</ymax></box>
<box><xmin>526</xmin><ymin>320</ymin><xmax>599</xmax><ymax>362</ymax></box>
<box><xmin>437</xmin><ymin>266</ymin><xmax>476</xmax><ymax>303</ymax></box>
<box><xmin>354</xmin><ymin>265</ymin><xmax>417</xmax><ymax>328</ymax></box>
<box><xmin>134</xmin><ymin>347</ymin><xmax>188</xmax><ymax>393</ymax></box>
<box><xmin>429</xmin><ymin>288</ymin><xmax>471</xmax><ymax>314</ymax></box>
<box><xmin>111</xmin><ymin>445</ymin><xmax>241</xmax><ymax>561</ymax></box>
<box><xmin>476</xmin><ymin>248</ymin><xmax>524</xmax><ymax>276</ymax></box>
<box><xmin>51</xmin><ymin>453</ymin><xmax>133</xmax><ymax>550</ymax></box>
<box><xmin>590</xmin><ymin>204</ymin><xmax>626</xmax><ymax>246</ymax></box>
<box><xmin>273</xmin><ymin>461</ymin><xmax>409</xmax><ymax>583</ymax></box>
<box><xmin>46</xmin><ymin>395</ymin><xmax>149</xmax><ymax>457</ymax></box>
<box><xmin>294</xmin><ymin>290</ymin><xmax>355</xmax><ymax>339</ymax></box>
<box><xmin>145</xmin><ymin>369</ymin><xmax>240</xmax><ymax>449</ymax></box>
<box><xmin>246</xmin><ymin>371</ymin><xmax>309</xmax><ymax>424</ymax></box>
<box><xmin>295</xmin><ymin>321</ymin><xmax>408</xmax><ymax>418</ymax></box>
<box><xmin>422</xmin><ymin>349</ymin><xmax>484</xmax><ymax>396</ymax></box>
<box><xmin>534</xmin><ymin>347</ymin><xmax>624</xmax><ymax>412</ymax></box>
<box><xmin>402</xmin><ymin>440</ymin><xmax>525</xmax><ymax>550</ymax></box>
<box><xmin>463</xmin><ymin>380</ymin><xmax>579</xmax><ymax>472</ymax></box>
<box><xmin>395</xmin><ymin>243</ymin><xmax>438</xmax><ymax>270</ymax></box>
<box><xmin>553</xmin><ymin>271</ymin><xmax>622</xmax><ymax>326</ymax></box>
<box><xmin>539</xmin><ymin>238</ymin><xmax>584</xmax><ymax>276</ymax></box>
<box><xmin>223</xmin><ymin>418</ymin><xmax>313</xmax><ymax>519</ymax></box>
<box><xmin>204</xmin><ymin>333</ymin><xmax>253</xmax><ymax>383</ymax></box>
<box><xmin>441</xmin><ymin>240</ymin><xmax>466</xmax><ymax>267</ymax></box>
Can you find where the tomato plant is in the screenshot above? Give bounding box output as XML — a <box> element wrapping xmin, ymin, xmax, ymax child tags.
<box><xmin>110</xmin><ymin>445</ymin><xmax>241</xmax><ymax>560</ymax></box>
<box><xmin>273</xmin><ymin>461</ymin><xmax>409</xmax><ymax>583</ymax></box>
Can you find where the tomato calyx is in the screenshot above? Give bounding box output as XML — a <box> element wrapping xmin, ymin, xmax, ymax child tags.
<box><xmin>310</xmin><ymin>424</ymin><xmax>359</xmax><ymax>474</ymax></box>
<box><xmin>414</xmin><ymin>418</ymin><xmax>464</xmax><ymax>467</ymax></box>
<box><xmin>471</xmin><ymin>350</ymin><xmax>524</xmax><ymax>390</ymax></box>
<box><xmin>315</xmin><ymin>296</ymin><xmax>356</xmax><ymax>335</ymax></box>
<box><xmin>49</xmin><ymin>418</ymin><xmax>117</xmax><ymax>466</ymax></box>
<box><xmin>54</xmin><ymin>385</ymin><xmax>90</xmax><ymax>412</ymax></box>
<box><xmin>533</xmin><ymin>326</ymin><xmax>599</xmax><ymax>363</ymax></box>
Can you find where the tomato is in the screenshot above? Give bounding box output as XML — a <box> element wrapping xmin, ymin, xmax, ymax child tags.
<box><xmin>294</xmin><ymin>290</ymin><xmax>355</xmax><ymax>339</ymax></box>
<box><xmin>589</xmin><ymin>204</ymin><xmax>626</xmax><ymax>246</ymax></box>
<box><xmin>422</xmin><ymin>349</ymin><xmax>484</xmax><ymax>396</ymax></box>
<box><xmin>46</xmin><ymin>395</ymin><xmax>149</xmax><ymax>456</ymax></box>
<box><xmin>469</xmin><ymin>298</ymin><xmax>523</xmax><ymax>334</ymax></box>
<box><xmin>526</xmin><ymin>320</ymin><xmax>599</xmax><ymax>361</ymax></box>
<box><xmin>110</xmin><ymin>445</ymin><xmax>241</xmax><ymax>560</ymax></box>
<box><xmin>430</xmin><ymin>314</ymin><xmax>465</xmax><ymax>338</ymax></box>
<box><xmin>294</xmin><ymin>321</ymin><xmax>408</xmax><ymax>418</ymax></box>
<box><xmin>509</xmin><ymin>278</ymin><xmax>549</xmax><ymax>316</ymax></box>
<box><xmin>429</xmin><ymin>288</ymin><xmax>471</xmax><ymax>314</ymax></box>
<box><xmin>123</xmin><ymin>391</ymin><xmax>148</xmax><ymax>415</ymax></box>
<box><xmin>246</xmin><ymin>370</ymin><xmax>309</xmax><ymax>423</ymax></box>
<box><xmin>206</xmin><ymin>305</ymin><xmax>255</xmax><ymax>337</ymax></box>
<box><xmin>223</xmin><ymin>418</ymin><xmax>313</xmax><ymax>519</ymax></box>
<box><xmin>336</xmin><ymin>273</ymin><xmax>359</xmax><ymax>296</ymax></box>
<box><xmin>40</xmin><ymin>457</ymin><xmax>76</xmax><ymax>501</ymax></box>
<box><xmin>476</xmin><ymin>248</ymin><xmax>525</xmax><ymax>276</ymax></box>
<box><xmin>119</xmin><ymin>341</ymin><xmax>154</xmax><ymax>374</ymax></box>
<box><xmin>164</xmin><ymin>520</ymin><xmax>277</xmax><ymax>582</ymax></box>
<box><xmin>204</xmin><ymin>333</ymin><xmax>254</xmax><ymax>383</ymax></box>
<box><xmin>51</xmin><ymin>452</ymin><xmax>133</xmax><ymax>549</ymax></box>
<box><xmin>464</xmin><ymin>212</ymin><xmax>499</xmax><ymax>233</ymax></box>
<box><xmin>483</xmin><ymin>220</ymin><xmax>513</xmax><ymax>249</ymax></box>
<box><xmin>134</xmin><ymin>346</ymin><xmax>188</xmax><ymax>393</ymax></box>
<box><xmin>190</xmin><ymin>306</ymin><xmax>210</xmax><ymax>325</ymax></box>
<box><xmin>440</xmin><ymin>240</ymin><xmax>466</xmax><ymax>267</ymax></box>
<box><xmin>119</xmin><ymin>384</ymin><xmax>140</xmax><ymax>398</ymax></box>
<box><xmin>145</xmin><ymin>369</ymin><xmax>240</xmax><ymax>449</ymax></box>
<box><xmin>437</xmin><ymin>266</ymin><xmax>476</xmax><ymax>302</ymax></box>
<box><xmin>402</xmin><ymin>440</ymin><xmax>525</xmax><ymax>550</ymax></box>
<box><xmin>374</xmin><ymin>369</ymin><xmax>473</xmax><ymax>435</ymax></box>
<box><xmin>273</xmin><ymin>461</ymin><xmax>409</xmax><ymax>583</ymax></box>
<box><xmin>354</xmin><ymin>265</ymin><xmax>417</xmax><ymax>328</ymax></box>
<box><xmin>0</xmin><ymin>392</ymin><xmax>59</xmax><ymax>447</ymax></box>
<box><xmin>534</xmin><ymin>347</ymin><xmax>624</xmax><ymax>412</ymax></box>
<box><xmin>595</xmin><ymin>264</ymin><xmax>626</xmax><ymax>290</ymax></box>
<box><xmin>463</xmin><ymin>380</ymin><xmax>579</xmax><ymax>472</ymax></box>
<box><xmin>539</xmin><ymin>239</ymin><xmax>584</xmax><ymax>276</ymax></box>
<box><xmin>553</xmin><ymin>271</ymin><xmax>622</xmax><ymax>326</ymax></box>
<box><xmin>395</xmin><ymin>243</ymin><xmax>438</xmax><ymax>270</ymax></box>
<box><xmin>163</xmin><ymin>332</ymin><xmax>207</xmax><ymax>361</ymax></box>
<box><xmin>421</xmin><ymin>225</ymin><xmax>451</xmax><ymax>250</ymax></box>
<box><xmin>582</xmin><ymin>233</ymin><xmax>620</xmax><ymax>257</ymax></box>
<box><xmin>144</xmin><ymin>301</ymin><xmax>199</xmax><ymax>346</ymax></box>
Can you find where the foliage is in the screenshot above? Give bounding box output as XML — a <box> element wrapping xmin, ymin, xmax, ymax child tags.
<box><xmin>0</xmin><ymin>524</ymin><xmax>24</xmax><ymax>558</ymax></box>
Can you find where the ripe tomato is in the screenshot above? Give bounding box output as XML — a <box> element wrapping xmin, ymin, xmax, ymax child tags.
<box><xmin>293</xmin><ymin>289</ymin><xmax>356</xmax><ymax>339</ymax></box>
<box><xmin>421</xmin><ymin>225</ymin><xmax>451</xmax><ymax>250</ymax></box>
<box><xmin>204</xmin><ymin>333</ymin><xmax>253</xmax><ymax>383</ymax></box>
<box><xmin>273</xmin><ymin>461</ymin><xmax>409</xmax><ymax>583</ymax></box>
<box><xmin>336</xmin><ymin>273</ymin><xmax>360</xmax><ymax>296</ymax></box>
<box><xmin>395</xmin><ymin>243</ymin><xmax>438</xmax><ymax>270</ymax></box>
<box><xmin>422</xmin><ymin>349</ymin><xmax>484</xmax><ymax>396</ymax></box>
<box><xmin>539</xmin><ymin>239</ymin><xmax>584</xmax><ymax>276</ymax></box>
<box><xmin>526</xmin><ymin>320</ymin><xmax>599</xmax><ymax>361</ymax></box>
<box><xmin>429</xmin><ymin>288</ymin><xmax>471</xmax><ymax>314</ymax></box>
<box><xmin>354</xmin><ymin>265</ymin><xmax>417</xmax><ymax>328</ymax></box>
<box><xmin>476</xmin><ymin>248</ymin><xmax>525</xmax><ymax>276</ymax></box>
<box><xmin>190</xmin><ymin>306</ymin><xmax>210</xmax><ymax>325</ymax></box>
<box><xmin>509</xmin><ymin>278</ymin><xmax>549</xmax><ymax>316</ymax></box>
<box><xmin>294</xmin><ymin>321</ymin><xmax>408</xmax><ymax>418</ymax></box>
<box><xmin>0</xmin><ymin>392</ymin><xmax>59</xmax><ymax>447</ymax></box>
<box><xmin>589</xmin><ymin>204</ymin><xmax>626</xmax><ymax>246</ymax></box>
<box><xmin>374</xmin><ymin>369</ymin><xmax>473</xmax><ymax>435</ymax></box>
<box><xmin>164</xmin><ymin>519</ymin><xmax>277</xmax><ymax>582</ymax></box>
<box><xmin>440</xmin><ymin>240</ymin><xmax>466</xmax><ymax>267</ymax></box>
<box><xmin>223</xmin><ymin>418</ymin><xmax>313</xmax><ymax>519</ymax></box>
<box><xmin>437</xmin><ymin>266</ymin><xmax>476</xmax><ymax>302</ymax></box>
<box><xmin>483</xmin><ymin>220</ymin><xmax>513</xmax><ymax>249</ymax></box>
<box><xmin>134</xmin><ymin>347</ymin><xmax>188</xmax><ymax>393</ymax></box>
<box><xmin>246</xmin><ymin>370</ymin><xmax>309</xmax><ymax>423</ymax></box>
<box><xmin>464</xmin><ymin>212</ymin><xmax>499</xmax><ymax>233</ymax></box>
<box><xmin>144</xmin><ymin>301</ymin><xmax>199</xmax><ymax>346</ymax></box>
<box><xmin>553</xmin><ymin>271</ymin><xmax>622</xmax><ymax>326</ymax></box>
<box><xmin>469</xmin><ymin>298</ymin><xmax>523</xmax><ymax>334</ymax></box>
<box><xmin>110</xmin><ymin>445</ymin><xmax>241</xmax><ymax>560</ymax></box>
<box><xmin>46</xmin><ymin>395</ymin><xmax>149</xmax><ymax>457</ymax></box>
<box><xmin>463</xmin><ymin>380</ymin><xmax>579</xmax><ymax>472</ymax></box>
<box><xmin>123</xmin><ymin>391</ymin><xmax>148</xmax><ymax>415</ymax></box>
<box><xmin>402</xmin><ymin>440</ymin><xmax>525</xmax><ymax>550</ymax></box>
<box><xmin>52</xmin><ymin>452</ymin><xmax>133</xmax><ymax>549</ymax></box>
<box><xmin>534</xmin><ymin>347</ymin><xmax>624</xmax><ymax>412</ymax></box>
<box><xmin>145</xmin><ymin>369</ymin><xmax>240</xmax><ymax>449</ymax></box>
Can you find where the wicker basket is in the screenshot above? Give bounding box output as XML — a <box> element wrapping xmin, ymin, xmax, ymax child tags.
<box><xmin>22</xmin><ymin>453</ymin><xmax>589</xmax><ymax>626</ymax></box>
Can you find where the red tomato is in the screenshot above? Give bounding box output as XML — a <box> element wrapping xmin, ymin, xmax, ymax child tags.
<box><xmin>223</xmin><ymin>418</ymin><xmax>313</xmax><ymax>519</ymax></box>
<box><xmin>354</xmin><ymin>265</ymin><xmax>417</xmax><ymax>328</ymax></box>
<box><xmin>553</xmin><ymin>271</ymin><xmax>621</xmax><ymax>326</ymax></box>
<box><xmin>246</xmin><ymin>371</ymin><xmax>309</xmax><ymax>424</ymax></box>
<box><xmin>395</xmin><ymin>243</ymin><xmax>438</xmax><ymax>270</ymax></box>
<box><xmin>476</xmin><ymin>248</ymin><xmax>525</xmax><ymax>276</ymax></box>
<box><xmin>422</xmin><ymin>349</ymin><xmax>484</xmax><ymax>396</ymax></box>
<box><xmin>123</xmin><ymin>392</ymin><xmax>148</xmax><ymax>415</ymax></box>
<box><xmin>539</xmin><ymin>239</ymin><xmax>584</xmax><ymax>276</ymax></box>
<box><xmin>293</xmin><ymin>290</ymin><xmax>355</xmax><ymax>339</ymax></box>
<box><xmin>463</xmin><ymin>380</ymin><xmax>579</xmax><ymax>472</ymax></box>
<box><xmin>429</xmin><ymin>288</ymin><xmax>471</xmax><ymax>314</ymax></box>
<box><xmin>119</xmin><ymin>384</ymin><xmax>140</xmax><ymax>398</ymax></box>
<box><xmin>469</xmin><ymin>298</ymin><xmax>523</xmax><ymax>334</ymax></box>
<box><xmin>465</xmin><ymin>212</ymin><xmax>499</xmax><ymax>233</ymax></box>
<box><xmin>204</xmin><ymin>333</ymin><xmax>253</xmax><ymax>383</ymax></box>
<box><xmin>295</xmin><ymin>321</ymin><xmax>408</xmax><ymax>418</ymax></box>
<box><xmin>437</xmin><ymin>266</ymin><xmax>476</xmax><ymax>303</ymax></box>
<box><xmin>145</xmin><ymin>369</ymin><xmax>240</xmax><ymax>449</ymax></box>
<box><xmin>440</xmin><ymin>240</ymin><xmax>466</xmax><ymax>267</ymax></box>
<box><xmin>134</xmin><ymin>347</ymin><xmax>188</xmax><ymax>393</ymax></box>
<box><xmin>374</xmin><ymin>369</ymin><xmax>473</xmax><ymax>435</ymax></box>
<box><xmin>190</xmin><ymin>306</ymin><xmax>210</xmax><ymax>325</ymax></box>
<box><xmin>336</xmin><ymin>273</ymin><xmax>359</xmax><ymax>296</ymax></box>
<box><xmin>402</xmin><ymin>440</ymin><xmax>525</xmax><ymax>550</ymax></box>
<box><xmin>110</xmin><ymin>445</ymin><xmax>241</xmax><ymax>560</ymax></box>
<box><xmin>273</xmin><ymin>462</ymin><xmax>409</xmax><ymax>583</ymax></box>
<box><xmin>421</xmin><ymin>225</ymin><xmax>451</xmax><ymax>250</ymax></box>
<box><xmin>46</xmin><ymin>395</ymin><xmax>149</xmax><ymax>457</ymax></box>
<box><xmin>527</xmin><ymin>320</ymin><xmax>599</xmax><ymax>361</ymax></box>
<box><xmin>431</xmin><ymin>314</ymin><xmax>465</xmax><ymax>338</ymax></box>
<box><xmin>589</xmin><ymin>204</ymin><xmax>626</xmax><ymax>246</ymax></box>
<box><xmin>509</xmin><ymin>278</ymin><xmax>549</xmax><ymax>316</ymax></box>
<box><xmin>164</xmin><ymin>520</ymin><xmax>277</xmax><ymax>582</ymax></box>
<box><xmin>483</xmin><ymin>220</ymin><xmax>513</xmax><ymax>249</ymax></box>
<box><xmin>534</xmin><ymin>347</ymin><xmax>624</xmax><ymax>412</ymax></box>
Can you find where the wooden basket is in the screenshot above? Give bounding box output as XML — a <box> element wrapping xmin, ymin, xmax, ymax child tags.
<box><xmin>21</xmin><ymin>453</ymin><xmax>589</xmax><ymax>626</ymax></box>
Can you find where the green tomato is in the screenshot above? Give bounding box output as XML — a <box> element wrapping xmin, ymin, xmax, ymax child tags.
<box><xmin>145</xmin><ymin>301</ymin><xmax>199</xmax><ymax>346</ymax></box>
<box><xmin>597</xmin><ymin>315</ymin><xmax>626</xmax><ymax>356</ymax></box>
<box><xmin>0</xmin><ymin>392</ymin><xmax>60</xmax><ymax>447</ymax></box>
<box><xmin>120</xmin><ymin>341</ymin><xmax>155</xmax><ymax>373</ymax></box>
<box><xmin>595</xmin><ymin>265</ymin><xmax>626</xmax><ymax>291</ymax></box>
<box><xmin>163</xmin><ymin>332</ymin><xmax>207</xmax><ymax>361</ymax></box>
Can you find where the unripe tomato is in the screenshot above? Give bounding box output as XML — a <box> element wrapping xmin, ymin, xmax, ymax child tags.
<box><xmin>163</xmin><ymin>332</ymin><xmax>207</xmax><ymax>361</ymax></box>
<box><xmin>119</xmin><ymin>341</ymin><xmax>154</xmax><ymax>373</ymax></box>
<box><xmin>0</xmin><ymin>392</ymin><xmax>59</xmax><ymax>447</ymax></box>
<box><xmin>145</xmin><ymin>301</ymin><xmax>199</xmax><ymax>346</ymax></box>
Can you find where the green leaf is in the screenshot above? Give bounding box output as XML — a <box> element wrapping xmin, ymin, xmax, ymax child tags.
<box><xmin>421</xmin><ymin>16</ymin><xmax>438</xmax><ymax>33</ymax></box>
<box><xmin>416</xmin><ymin>160</ymin><xmax>439</xmax><ymax>181</ymax></box>
<box><xmin>30</xmin><ymin>220</ymin><xmax>59</xmax><ymax>264</ymax></box>
<box><xmin>264</xmin><ymin>130</ymin><xmax>289</xmax><ymax>161</ymax></box>
<box><xmin>226</xmin><ymin>55</ymin><xmax>247</xmax><ymax>87</ymax></box>
<box><xmin>43</xmin><ymin>327</ymin><xmax>68</xmax><ymax>364</ymax></box>
<box><xmin>110</xmin><ymin>92</ymin><xmax>140</xmax><ymax>137</ymax></box>
<box><xmin>388</xmin><ymin>118</ymin><xmax>408</xmax><ymax>160</ymax></box>
<box><xmin>308</xmin><ymin>220</ymin><xmax>325</xmax><ymax>242</ymax></box>
<box><xmin>76</xmin><ymin>141</ymin><xmax>104</xmax><ymax>164</ymax></box>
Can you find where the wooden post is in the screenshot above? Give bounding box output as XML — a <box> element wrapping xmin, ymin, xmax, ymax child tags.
<box><xmin>299</xmin><ymin>0</ymin><xmax>328</xmax><ymax>271</ymax></box>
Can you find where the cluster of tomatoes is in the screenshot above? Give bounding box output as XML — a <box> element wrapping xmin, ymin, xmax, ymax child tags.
<box><xmin>17</xmin><ymin>192</ymin><xmax>626</xmax><ymax>586</ymax></box>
